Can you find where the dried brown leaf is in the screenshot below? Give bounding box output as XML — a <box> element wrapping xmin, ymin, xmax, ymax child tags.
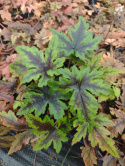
<box><xmin>34</xmin><ymin>1</ymin><xmax>47</xmax><ymax>18</ymax></box>
<box><xmin>4</xmin><ymin>21</ymin><xmax>35</xmax><ymax>36</ymax></box>
<box><xmin>80</xmin><ymin>145</ymin><xmax>97</xmax><ymax>166</ymax></box>
<box><xmin>0</xmin><ymin>110</ymin><xmax>29</xmax><ymax>131</ymax></box>
<box><xmin>34</xmin><ymin>29</ymin><xmax>52</xmax><ymax>48</ymax></box>
<box><xmin>101</xmin><ymin>52</ymin><xmax>125</xmax><ymax>83</ymax></box>
<box><xmin>0</xmin><ymin>126</ymin><xmax>15</xmax><ymax>148</ymax></box>
<box><xmin>57</xmin><ymin>17</ymin><xmax>75</xmax><ymax>32</ymax></box>
<box><xmin>0</xmin><ymin>54</ymin><xmax>18</xmax><ymax>80</ymax></box>
<box><xmin>103</xmin><ymin>155</ymin><xmax>117</xmax><ymax>166</ymax></box>
<box><xmin>103</xmin><ymin>149</ymin><xmax>125</xmax><ymax>166</ymax></box>
<box><xmin>0</xmin><ymin>6</ymin><xmax>11</xmax><ymax>21</ymax></box>
<box><xmin>109</xmin><ymin>108</ymin><xmax>125</xmax><ymax>137</ymax></box>
<box><xmin>8</xmin><ymin>130</ymin><xmax>34</xmax><ymax>155</ymax></box>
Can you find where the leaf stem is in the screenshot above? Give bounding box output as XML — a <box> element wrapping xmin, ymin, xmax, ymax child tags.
<box><xmin>97</xmin><ymin>152</ymin><xmax>108</xmax><ymax>160</ymax></box>
<box><xmin>61</xmin><ymin>146</ymin><xmax>72</xmax><ymax>166</ymax></box>
<box><xmin>83</xmin><ymin>138</ymin><xmax>87</xmax><ymax>146</ymax></box>
<box><xmin>34</xmin><ymin>151</ymin><xmax>37</xmax><ymax>166</ymax></box>
<box><xmin>68</xmin><ymin>60</ymin><xmax>71</xmax><ymax>69</ymax></box>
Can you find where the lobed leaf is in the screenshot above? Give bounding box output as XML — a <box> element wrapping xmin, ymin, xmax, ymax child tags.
<box><xmin>0</xmin><ymin>91</ymin><xmax>14</xmax><ymax>103</ymax></box>
<box><xmin>72</xmin><ymin>123</ymin><xmax>88</xmax><ymax>145</ymax></box>
<box><xmin>0</xmin><ymin>110</ymin><xmax>29</xmax><ymax>131</ymax></box>
<box><xmin>0</xmin><ymin>126</ymin><xmax>15</xmax><ymax>148</ymax></box>
<box><xmin>50</xmin><ymin>16</ymin><xmax>102</xmax><ymax>60</ymax></box>
<box><xmin>103</xmin><ymin>148</ymin><xmax>125</xmax><ymax>166</ymax></box>
<box><xmin>89</xmin><ymin>113</ymin><xmax>119</xmax><ymax>158</ymax></box>
<box><xmin>89</xmin><ymin>126</ymin><xmax>119</xmax><ymax>158</ymax></box>
<box><xmin>25</xmin><ymin>114</ymin><xmax>68</xmax><ymax>153</ymax></box>
<box><xmin>17</xmin><ymin>86</ymin><xmax>68</xmax><ymax>119</ymax></box>
<box><xmin>109</xmin><ymin>108</ymin><xmax>125</xmax><ymax>137</ymax></box>
<box><xmin>33</xmin><ymin>129</ymin><xmax>68</xmax><ymax>153</ymax></box>
<box><xmin>25</xmin><ymin>114</ymin><xmax>55</xmax><ymax>135</ymax></box>
<box><xmin>9</xmin><ymin>36</ymin><xmax>65</xmax><ymax>87</ymax></box>
<box><xmin>80</xmin><ymin>145</ymin><xmax>97</xmax><ymax>166</ymax></box>
<box><xmin>8</xmin><ymin>130</ymin><xmax>34</xmax><ymax>155</ymax></box>
<box><xmin>0</xmin><ymin>135</ymin><xmax>15</xmax><ymax>148</ymax></box>
<box><xmin>103</xmin><ymin>155</ymin><xmax>117</xmax><ymax>166</ymax></box>
<box><xmin>0</xmin><ymin>126</ymin><xmax>10</xmax><ymax>136</ymax></box>
<box><xmin>57</xmin><ymin>65</ymin><xmax>113</xmax><ymax>120</ymax></box>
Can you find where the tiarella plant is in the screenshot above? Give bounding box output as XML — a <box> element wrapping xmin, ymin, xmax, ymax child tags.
<box><xmin>7</xmin><ymin>16</ymin><xmax>124</xmax><ymax>162</ymax></box>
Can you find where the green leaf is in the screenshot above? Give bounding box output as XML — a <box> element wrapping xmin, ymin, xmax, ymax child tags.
<box><xmin>33</xmin><ymin>129</ymin><xmax>68</xmax><ymax>153</ymax></box>
<box><xmin>57</xmin><ymin>65</ymin><xmax>113</xmax><ymax>121</ymax></box>
<box><xmin>89</xmin><ymin>113</ymin><xmax>119</xmax><ymax>158</ymax></box>
<box><xmin>72</xmin><ymin>123</ymin><xmax>88</xmax><ymax>145</ymax></box>
<box><xmin>94</xmin><ymin>113</ymin><xmax>115</xmax><ymax>127</ymax></box>
<box><xmin>50</xmin><ymin>16</ymin><xmax>102</xmax><ymax>60</ymax></box>
<box><xmin>25</xmin><ymin>114</ymin><xmax>68</xmax><ymax>153</ymax></box>
<box><xmin>9</xmin><ymin>61</ymin><xmax>27</xmax><ymax>78</ymax></box>
<box><xmin>98</xmin><ymin>94</ymin><xmax>115</xmax><ymax>103</ymax></box>
<box><xmin>9</xmin><ymin>36</ymin><xmax>65</xmax><ymax>87</ymax></box>
<box><xmin>71</xmin><ymin>114</ymin><xmax>95</xmax><ymax>146</ymax></box>
<box><xmin>57</xmin><ymin>116</ymin><xmax>72</xmax><ymax>133</ymax></box>
<box><xmin>89</xmin><ymin>126</ymin><xmax>119</xmax><ymax>158</ymax></box>
<box><xmin>100</xmin><ymin>67</ymin><xmax>125</xmax><ymax>79</ymax></box>
<box><xmin>112</xmin><ymin>87</ymin><xmax>120</xmax><ymax>100</ymax></box>
<box><xmin>83</xmin><ymin>52</ymin><xmax>103</xmax><ymax>71</ymax></box>
<box><xmin>25</xmin><ymin>114</ymin><xmax>55</xmax><ymax>135</ymax></box>
<box><xmin>17</xmin><ymin>86</ymin><xmax>68</xmax><ymax>119</ymax></box>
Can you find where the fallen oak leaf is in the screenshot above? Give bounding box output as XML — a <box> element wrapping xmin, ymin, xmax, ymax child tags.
<box><xmin>34</xmin><ymin>1</ymin><xmax>47</xmax><ymax>18</ymax></box>
<box><xmin>63</xmin><ymin>3</ymin><xmax>78</xmax><ymax>15</ymax></box>
<box><xmin>0</xmin><ymin>101</ymin><xmax>13</xmax><ymax>113</ymax></box>
<box><xmin>4</xmin><ymin>21</ymin><xmax>35</xmax><ymax>36</ymax></box>
<box><xmin>0</xmin><ymin>54</ymin><xmax>18</xmax><ymax>80</ymax></box>
<box><xmin>58</xmin><ymin>0</ymin><xmax>72</xmax><ymax>7</ymax></box>
<box><xmin>57</xmin><ymin>17</ymin><xmax>75</xmax><ymax>32</ymax></box>
<box><xmin>0</xmin><ymin>79</ymin><xmax>16</xmax><ymax>93</ymax></box>
<box><xmin>101</xmin><ymin>52</ymin><xmax>125</xmax><ymax>69</ymax></box>
<box><xmin>34</xmin><ymin>29</ymin><xmax>52</xmax><ymax>48</ymax></box>
<box><xmin>0</xmin><ymin>6</ymin><xmax>11</xmax><ymax>21</ymax></box>
<box><xmin>0</xmin><ymin>101</ymin><xmax>6</xmax><ymax>113</ymax></box>
<box><xmin>107</xmin><ymin>30</ymin><xmax>125</xmax><ymax>39</ymax></box>
<box><xmin>110</xmin><ymin>39</ymin><xmax>125</xmax><ymax>47</ymax></box>
<box><xmin>0</xmin><ymin>80</ymin><xmax>16</xmax><ymax>105</ymax></box>
<box><xmin>0</xmin><ymin>92</ymin><xmax>14</xmax><ymax>103</ymax></box>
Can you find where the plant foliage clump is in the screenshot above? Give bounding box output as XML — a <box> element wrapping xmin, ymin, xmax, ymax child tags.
<box><xmin>0</xmin><ymin>16</ymin><xmax>124</xmax><ymax>165</ymax></box>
